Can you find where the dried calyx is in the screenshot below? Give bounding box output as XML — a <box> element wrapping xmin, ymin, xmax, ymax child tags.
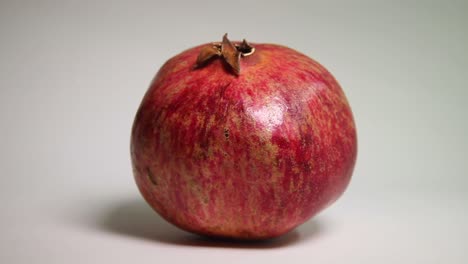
<box><xmin>195</xmin><ymin>33</ymin><xmax>255</xmax><ymax>75</ymax></box>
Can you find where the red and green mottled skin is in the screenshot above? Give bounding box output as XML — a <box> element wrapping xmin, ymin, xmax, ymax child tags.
<box><xmin>131</xmin><ymin>42</ymin><xmax>357</xmax><ymax>240</ymax></box>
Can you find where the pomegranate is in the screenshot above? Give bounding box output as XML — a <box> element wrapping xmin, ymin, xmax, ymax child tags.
<box><xmin>131</xmin><ymin>34</ymin><xmax>357</xmax><ymax>240</ymax></box>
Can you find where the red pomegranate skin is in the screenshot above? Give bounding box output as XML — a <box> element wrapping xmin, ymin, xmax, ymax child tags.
<box><xmin>131</xmin><ymin>42</ymin><xmax>357</xmax><ymax>240</ymax></box>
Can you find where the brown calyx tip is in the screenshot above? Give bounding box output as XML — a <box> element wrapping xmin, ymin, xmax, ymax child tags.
<box><xmin>195</xmin><ymin>33</ymin><xmax>255</xmax><ymax>75</ymax></box>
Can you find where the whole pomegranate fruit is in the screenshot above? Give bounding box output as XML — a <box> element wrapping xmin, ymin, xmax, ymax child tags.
<box><xmin>131</xmin><ymin>34</ymin><xmax>357</xmax><ymax>240</ymax></box>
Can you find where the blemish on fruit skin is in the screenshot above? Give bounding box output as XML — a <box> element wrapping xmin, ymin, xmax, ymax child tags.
<box><xmin>146</xmin><ymin>167</ymin><xmax>158</xmax><ymax>186</ymax></box>
<box><xmin>131</xmin><ymin>42</ymin><xmax>357</xmax><ymax>240</ymax></box>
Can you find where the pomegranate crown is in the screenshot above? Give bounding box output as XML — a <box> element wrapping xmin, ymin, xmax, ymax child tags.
<box><xmin>195</xmin><ymin>33</ymin><xmax>255</xmax><ymax>75</ymax></box>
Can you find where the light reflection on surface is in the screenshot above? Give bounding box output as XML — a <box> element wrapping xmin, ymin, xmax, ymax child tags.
<box><xmin>246</xmin><ymin>98</ymin><xmax>287</xmax><ymax>132</ymax></box>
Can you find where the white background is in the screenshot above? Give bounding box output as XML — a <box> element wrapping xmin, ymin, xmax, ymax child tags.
<box><xmin>1</xmin><ymin>0</ymin><xmax>467</xmax><ymax>263</ymax></box>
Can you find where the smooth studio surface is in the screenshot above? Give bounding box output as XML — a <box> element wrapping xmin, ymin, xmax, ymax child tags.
<box><xmin>1</xmin><ymin>0</ymin><xmax>467</xmax><ymax>263</ymax></box>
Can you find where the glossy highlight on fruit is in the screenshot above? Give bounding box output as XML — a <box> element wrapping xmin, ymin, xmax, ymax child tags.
<box><xmin>131</xmin><ymin>34</ymin><xmax>357</xmax><ymax>240</ymax></box>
